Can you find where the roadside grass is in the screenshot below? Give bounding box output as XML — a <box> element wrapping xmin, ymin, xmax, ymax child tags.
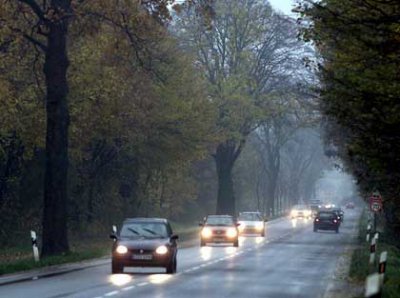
<box><xmin>0</xmin><ymin>222</ymin><xmax>199</xmax><ymax>276</ymax></box>
<box><xmin>349</xmin><ymin>209</ymin><xmax>400</xmax><ymax>297</ymax></box>
<box><xmin>0</xmin><ymin>238</ymin><xmax>110</xmax><ymax>276</ymax></box>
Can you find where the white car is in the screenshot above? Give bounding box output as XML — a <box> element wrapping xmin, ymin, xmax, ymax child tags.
<box><xmin>290</xmin><ymin>205</ymin><xmax>312</xmax><ymax>219</ymax></box>
<box><xmin>237</xmin><ymin>212</ymin><xmax>266</xmax><ymax>236</ymax></box>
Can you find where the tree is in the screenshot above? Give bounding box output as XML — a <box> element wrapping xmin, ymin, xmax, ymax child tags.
<box><xmin>177</xmin><ymin>0</ymin><xmax>304</xmax><ymax>215</ymax></box>
<box><xmin>299</xmin><ymin>0</ymin><xmax>400</xmax><ymax>237</ymax></box>
<box><xmin>0</xmin><ymin>0</ymin><xmax>212</xmax><ymax>255</ymax></box>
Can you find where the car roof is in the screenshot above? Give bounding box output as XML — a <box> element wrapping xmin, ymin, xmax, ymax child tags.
<box><xmin>207</xmin><ymin>214</ymin><xmax>233</xmax><ymax>217</ymax></box>
<box><xmin>123</xmin><ymin>218</ymin><xmax>169</xmax><ymax>223</ymax></box>
<box><xmin>317</xmin><ymin>210</ymin><xmax>336</xmax><ymax>214</ymax></box>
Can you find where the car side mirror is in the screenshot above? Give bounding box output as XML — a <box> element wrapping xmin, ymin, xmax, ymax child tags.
<box><xmin>110</xmin><ymin>234</ymin><xmax>117</xmax><ymax>240</ymax></box>
<box><xmin>264</xmin><ymin>219</ymin><xmax>268</xmax><ymax>222</ymax></box>
<box><xmin>171</xmin><ymin>234</ymin><xmax>179</xmax><ymax>241</ymax></box>
<box><xmin>198</xmin><ymin>222</ymin><xmax>204</xmax><ymax>227</ymax></box>
<box><xmin>236</xmin><ymin>223</ymin><xmax>241</xmax><ymax>227</ymax></box>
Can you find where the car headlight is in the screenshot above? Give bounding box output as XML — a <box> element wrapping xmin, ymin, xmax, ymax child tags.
<box><xmin>290</xmin><ymin>210</ymin><xmax>297</xmax><ymax>217</ymax></box>
<box><xmin>116</xmin><ymin>245</ymin><xmax>128</xmax><ymax>254</ymax></box>
<box><xmin>155</xmin><ymin>245</ymin><xmax>168</xmax><ymax>255</ymax></box>
<box><xmin>226</xmin><ymin>228</ymin><xmax>238</xmax><ymax>238</ymax></box>
<box><xmin>201</xmin><ymin>227</ymin><xmax>212</xmax><ymax>238</ymax></box>
<box><xmin>255</xmin><ymin>222</ymin><xmax>264</xmax><ymax>230</ymax></box>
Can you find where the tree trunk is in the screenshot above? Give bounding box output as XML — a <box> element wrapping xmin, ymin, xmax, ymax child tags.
<box><xmin>214</xmin><ymin>141</ymin><xmax>240</xmax><ymax>215</ymax></box>
<box><xmin>41</xmin><ymin>9</ymin><xmax>71</xmax><ymax>256</ymax></box>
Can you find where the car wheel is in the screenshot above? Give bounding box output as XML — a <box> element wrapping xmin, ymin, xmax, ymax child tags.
<box><xmin>166</xmin><ymin>257</ymin><xmax>177</xmax><ymax>274</ymax></box>
<box><xmin>260</xmin><ymin>230</ymin><xmax>265</xmax><ymax>237</ymax></box>
<box><xmin>112</xmin><ymin>260</ymin><xmax>123</xmax><ymax>274</ymax></box>
<box><xmin>233</xmin><ymin>239</ymin><xmax>239</xmax><ymax>247</ymax></box>
<box><xmin>200</xmin><ymin>239</ymin><xmax>206</xmax><ymax>247</ymax></box>
<box><xmin>335</xmin><ymin>228</ymin><xmax>339</xmax><ymax>233</ymax></box>
<box><xmin>313</xmin><ymin>227</ymin><xmax>317</xmax><ymax>232</ymax></box>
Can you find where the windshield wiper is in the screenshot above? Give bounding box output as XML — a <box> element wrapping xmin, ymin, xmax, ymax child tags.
<box><xmin>142</xmin><ymin>228</ymin><xmax>164</xmax><ymax>237</ymax></box>
<box><xmin>128</xmin><ymin>228</ymin><xmax>140</xmax><ymax>235</ymax></box>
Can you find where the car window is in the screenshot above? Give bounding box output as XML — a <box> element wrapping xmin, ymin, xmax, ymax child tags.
<box><xmin>238</xmin><ymin>213</ymin><xmax>261</xmax><ymax>221</ymax></box>
<box><xmin>318</xmin><ymin>212</ymin><xmax>334</xmax><ymax>219</ymax></box>
<box><xmin>294</xmin><ymin>205</ymin><xmax>307</xmax><ymax>210</ymax></box>
<box><xmin>206</xmin><ymin>217</ymin><xmax>234</xmax><ymax>226</ymax></box>
<box><xmin>120</xmin><ymin>222</ymin><xmax>169</xmax><ymax>238</ymax></box>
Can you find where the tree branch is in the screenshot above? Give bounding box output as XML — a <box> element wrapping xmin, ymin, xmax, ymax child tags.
<box><xmin>17</xmin><ymin>0</ymin><xmax>46</xmax><ymax>21</ymax></box>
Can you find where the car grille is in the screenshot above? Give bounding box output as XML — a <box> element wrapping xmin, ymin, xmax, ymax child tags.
<box><xmin>129</xmin><ymin>249</ymin><xmax>154</xmax><ymax>254</ymax></box>
<box><xmin>212</xmin><ymin>230</ymin><xmax>226</xmax><ymax>235</ymax></box>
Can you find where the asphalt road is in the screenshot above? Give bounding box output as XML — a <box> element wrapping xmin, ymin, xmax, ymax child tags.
<box><xmin>0</xmin><ymin>209</ymin><xmax>361</xmax><ymax>298</ymax></box>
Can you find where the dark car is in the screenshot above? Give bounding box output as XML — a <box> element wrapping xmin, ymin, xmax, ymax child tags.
<box><xmin>313</xmin><ymin>211</ymin><xmax>340</xmax><ymax>233</ymax></box>
<box><xmin>199</xmin><ymin>215</ymin><xmax>239</xmax><ymax>247</ymax></box>
<box><xmin>110</xmin><ymin>218</ymin><xmax>179</xmax><ymax>274</ymax></box>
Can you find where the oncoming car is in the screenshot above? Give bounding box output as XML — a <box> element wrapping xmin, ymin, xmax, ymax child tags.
<box><xmin>199</xmin><ymin>215</ymin><xmax>239</xmax><ymax>247</ymax></box>
<box><xmin>290</xmin><ymin>205</ymin><xmax>312</xmax><ymax>219</ymax></box>
<box><xmin>237</xmin><ymin>212</ymin><xmax>266</xmax><ymax>236</ymax></box>
<box><xmin>110</xmin><ymin>218</ymin><xmax>179</xmax><ymax>274</ymax></box>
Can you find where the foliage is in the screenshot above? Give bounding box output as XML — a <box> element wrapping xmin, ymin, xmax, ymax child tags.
<box><xmin>299</xmin><ymin>0</ymin><xmax>400</xmax><ymax>239</ymax></box>
<box><xmin>0</xmin><ymin>0</ymin><xmax>216</xmax><ymax>249</ymax></box>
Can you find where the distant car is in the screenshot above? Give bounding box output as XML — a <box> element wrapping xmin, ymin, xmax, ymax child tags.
<box><xmin>345</xmin><ymin>202</ymin><xmax>355</xmax><ymax>209</ymax></box>
<box><xmin>237</xmin><ymin>212</ymin><xmax>266</xmax><ymax>236</ymax></box>
<box><xmin>309</xmin><ymin>199</ymin><xmax>323</xmax><ymax>213</ymax></box>
<box><xmin>110</xmin><ymin>218</ymin><xmax>179</xmax><ymax>274</ymax></box>
<box><xmin>290</xmin><ymin>204</ymin><xmax>312</xmax><ymax>219</ymax></box>
<box><xmin>313</xmin><ymin>211</ymin><xmax>341</xmax><ymax>233</ymax></box>
<box><xmin>199</xmin><ymin>215</ymin><xmax>239</xmax><ymax>247</ymax></box>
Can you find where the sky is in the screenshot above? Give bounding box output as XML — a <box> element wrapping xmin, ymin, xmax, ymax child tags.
<box><xmin>268</xmin><ymin>0</ymin><xmax>296</xmax><ymax>16</ymax></box>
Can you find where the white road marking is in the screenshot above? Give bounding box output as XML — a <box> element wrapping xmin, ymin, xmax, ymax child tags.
<box><xmin>105</xmin><ymin>291</ymin><xmax>119</xmax><ymax>296</ymax></box>
<box><xmin>138</xmin><ymin>282</ymin><xmax>149</xmax><ymax>287</ymax></box>
<box><xmin>122</xmin><ymin>286</ymin><xmax>135</xmax><ymax>291</ymax></box>
<box><xmin>192</xmin><ymin>266</ymin><xmax>200</xmax><ymax>270</ymax></box>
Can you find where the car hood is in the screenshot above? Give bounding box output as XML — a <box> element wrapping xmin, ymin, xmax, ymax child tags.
<box><xmin>117</xmin><ymin>238</ymin><xmax>170</xmax><ymax>250</ymax></box>
<box><xmin>238</xmin><ymin>221</ymin><xmax>263</xmax><ymax>226</ymax></box>
<box><xmin>204</xmin><ymin>226</ymin><xmax>235</xmax><ymax>230</ymax></box>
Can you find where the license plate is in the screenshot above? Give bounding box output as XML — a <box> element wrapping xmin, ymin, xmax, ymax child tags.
<box><xmin>132</xmin><ymin>254</ymin><xmax>152</xmax><ymax>260</ymax></box>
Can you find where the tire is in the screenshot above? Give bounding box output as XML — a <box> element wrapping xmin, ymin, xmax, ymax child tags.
<box><xmin>313</xmin><ymin>227</ymin><xmax>317</xmax><ymax>232</ymax></box>
<box><xmin>166</xmin><ymin>257</ymin><xmax>177</xmax><ymax>274</ymax></box>
<box><xmin>233</xmin><ymin>239</ymin><xmax>239</xmax><ymax>247</ymax></box>
<box><xmin>112</xmin><ymin>260</ymin><xmax>123</xmax><ymax>274</ymax></box>
<box><xmin>335</xmin><ymin>228</ymin><xmax>339</xmax><ymax>234</ymax></box>
<box><xmin>200</xmin><ymin>239</ymin><xmax>206</xmax><ymax>247</ymax></box>
<box><xmin>260</xmin><ymin>230</ymin><xmax>265</xmax><ymax>237</ymax></box>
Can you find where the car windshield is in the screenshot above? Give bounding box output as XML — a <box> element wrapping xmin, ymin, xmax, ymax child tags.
<box><xmin>238</xmin><ymin>213</ymin><xmax>262</xmax><ymax>221</ymax></box>
<box><xmin>206</xmin><ymin>216</ymin><xmax>234</xmax><ymax>226</ymax></box>
<box><xmin>293</xmin><ymin>205</ymin><xmax>307</xmax><ymax>210</ymax></box>
<box><xmin>120</xmin><ymin>222</ymin><xmax>169</xmax><ymax>238</ymax></box>
<box><xmin>318</xmin><ymin>212</ymin><xmax>335</xmax><ymax>219</ymax></box>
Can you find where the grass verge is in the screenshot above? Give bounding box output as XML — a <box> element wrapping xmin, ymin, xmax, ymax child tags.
<box><xmin>0</xmin><ymin>239</ymin><xmax>109</xmax><ymax>276</ymax></box>
<box><xmin>349</xmin><ymin>209</ymin><xmax>400</xmax><ymax>297</ymax></box>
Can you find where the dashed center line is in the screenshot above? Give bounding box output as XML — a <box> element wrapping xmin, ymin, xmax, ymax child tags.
<box><xmin>122</xmin><ymin>286</ymin><xmax>135</xmax><ymax>291</ymax></box>
<box><xmin>105</xmin><ymin>291</ymin><xmax>119</xmax><ymax>296</ymax></box>
<box><xmin>138</xmin><ymin>282</ymin><xmax>149</xmax><ymax>287</ymax></box>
